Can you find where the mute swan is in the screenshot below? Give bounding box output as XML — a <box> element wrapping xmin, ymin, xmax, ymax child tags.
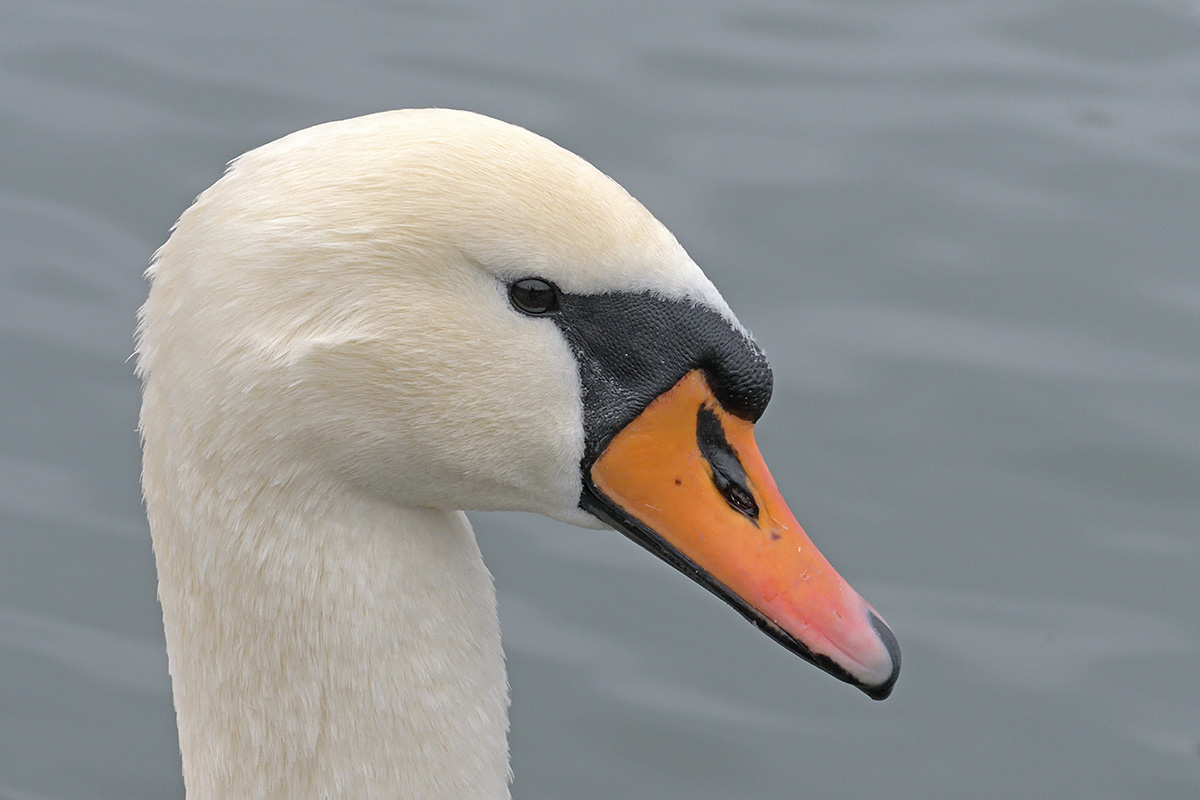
<box><xmin>136</xmin><ymin>109</ymin><xmax>899</xmax><ymax>799</ymax></box>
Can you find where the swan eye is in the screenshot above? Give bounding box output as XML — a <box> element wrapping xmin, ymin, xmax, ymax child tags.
<box><xmin>509</xmin><ymin>278</ymin><xmax>561</xmax><ymax>316</ymax></box>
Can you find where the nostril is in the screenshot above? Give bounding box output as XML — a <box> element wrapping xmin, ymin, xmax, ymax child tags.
<box><xmin>695</xmin><ymin>404</ymin><xmax>760</xmax><ymax>520</ymax></box>
<box><xmin>717</xmin><ymin>476</ymin><xmax>759</xmax><ymax>518</ymax></box>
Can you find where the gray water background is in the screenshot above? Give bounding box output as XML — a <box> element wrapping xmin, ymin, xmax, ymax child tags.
<box><xmin>2</xmin><ymin>1</ymin><xmax>1199</xmax><ymax>797</ymax></box>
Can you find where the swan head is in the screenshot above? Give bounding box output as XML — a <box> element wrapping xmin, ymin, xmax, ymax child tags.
<box><xmin>138</xmin><ymin>109</ymin><xmax>899</xmax><ymax>699</ymax></box>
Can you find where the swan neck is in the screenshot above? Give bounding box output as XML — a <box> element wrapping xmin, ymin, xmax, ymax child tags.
<box><xmin>146</xmin><ymin>471</ymin><xmax>511</xmax><ymax>799</ymax></box>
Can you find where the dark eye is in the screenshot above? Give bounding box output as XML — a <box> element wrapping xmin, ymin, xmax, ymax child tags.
<box><xmin>509</xmin><ymin>278</ymin><xmax>561</xmax><ymax>316</ymax></box>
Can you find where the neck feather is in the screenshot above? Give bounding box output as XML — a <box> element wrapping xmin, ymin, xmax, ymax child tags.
<box><xmin>143</xmin><ymin>454</ymin><xmax>511</xmax><ymax>799</ymax></box>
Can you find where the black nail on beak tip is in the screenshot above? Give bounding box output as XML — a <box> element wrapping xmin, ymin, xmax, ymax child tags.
<box><xmin>863</xmin><ymin>612</ymin><xmax>901</xmax><ymax>701</ymax></box>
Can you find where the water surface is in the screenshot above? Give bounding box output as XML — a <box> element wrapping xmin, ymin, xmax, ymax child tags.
<box><xmin>2</xmin><ymin>1</ymin><xmax>1198</xmax><ymax>797</ymax></box>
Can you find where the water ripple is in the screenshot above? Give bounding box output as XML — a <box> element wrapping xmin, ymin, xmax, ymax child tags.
<box><xmin>0</xmin><ymin>606</ymin><xmax>167</xmax><ymax>694</ymax></box>
<box><xmin>766</xmin><ymin>303</ymin><xmax>1200</xmax><ymax>385</ymax></box>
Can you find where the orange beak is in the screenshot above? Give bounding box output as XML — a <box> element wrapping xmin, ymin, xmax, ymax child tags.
<box><xmin>583</xmin><ymin>370</ymin><xmax>899</xmax><ymax>698</ymax></box>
